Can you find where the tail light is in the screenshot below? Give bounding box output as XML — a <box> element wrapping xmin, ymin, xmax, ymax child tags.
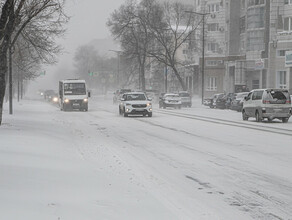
<box><xmin>263</xmin><ymin>100</ymin><xmax>270</xmax><ymax>104</ymax></box>
<box><xmin>286</xmin><ymin>100</ymin><xmax>291</xmax><ymax>104</ymax></box>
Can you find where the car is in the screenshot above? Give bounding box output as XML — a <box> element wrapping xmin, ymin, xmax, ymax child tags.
<box><xmin>113</xmin><ymin>89</ymin><xmax>132</xmax><ymax>104</ymax></box>
<box><xmin>159</xmin><ymin>93</ymin><xmax>182</xmax><ymax>109</ymax></box>
<box><xmin>43</xmin><ymin>90</ymin><xmax>56</xmax><ymax>100</ymax></box>
<box><xmin>178</xmin><ymin>91</ymin><xmax>192</xmax><ymax>107</ymax></box>
<box><xmin>119</xmin><ymin>92</ymin><xmax>152</xmax><ymax>117</ymax></box>
<box><xmin>206</xmin><ymin>93</ymin><xmax>224</xmax><ymax>108</ymax></box>
<box><xmin>242</xmin><ymin>89</ymin><xmax>292</xmax><ymax>123</ymax></box>
<box><xmin>230</xmin><ymin>92</ymin><xmax>249</xmax><ymax>112</ymax></box>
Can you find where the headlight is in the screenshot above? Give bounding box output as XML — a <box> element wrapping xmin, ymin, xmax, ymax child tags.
<box><xmin>53</xmin><ymin>97</ymin><xmax>58</xmax><ymax>102</ymax></box>
<box><xmin>64</xmin><ymin>99</ymin><xmax>69</xmax><ymax>103</ymax></box>
<box><xmin>147</xmin><ymin>103</ymin><xmax>152</xmax><ymax>106</ymax></box>
<box><xmin>83</xmin><ymin>98</ymin><xmax>88</xmax><ymax>102</ymax></box>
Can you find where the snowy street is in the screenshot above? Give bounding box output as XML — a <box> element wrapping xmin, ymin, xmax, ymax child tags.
<box><xmin>1</xmin><ymin>96</ymin><xmax>292</xmax><ymax>220</ymax></box>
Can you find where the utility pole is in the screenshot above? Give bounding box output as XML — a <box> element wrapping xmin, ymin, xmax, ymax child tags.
<box><xmin>185</xmin><ymin>11</ymin><xmax>210</xmax><ymax>104</ymax></box>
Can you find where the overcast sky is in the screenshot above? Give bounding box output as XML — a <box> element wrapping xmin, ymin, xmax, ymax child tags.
<box><xmin>28</xmin><ymin>0</ymin><xmax>125</xmax><ymax>92</ymax></box>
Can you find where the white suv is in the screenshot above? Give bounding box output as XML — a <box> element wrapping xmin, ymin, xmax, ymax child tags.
<box><xmin>119</xmin><ymin>92</ymin><xmax>152</xmax><ymax>117</ymax></box>
<box><xmin>242</xmin><ymin>89</ymin><xmax>292</xmax><ymax>123</ymax></box>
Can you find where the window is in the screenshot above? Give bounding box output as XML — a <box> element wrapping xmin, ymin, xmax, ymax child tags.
<box><xmin>207</xmin><ymin>43</ymin><xmax>219</xmax><ymax>52</ymax></box>
<box><xmin>206</xmin><ymin>60</ymin><xmax>223</xmax><ymax>66</ymax></box>
<box><xmin>246</xmin><ymin>30</ymin><xmax>265</xmax><ymax>51</ymax></box>
<box><xmin>277</xmin><ymin>71</ymin><xmax>287</xmax><ymax>89</ymax></box>
<box><xmin>277</xmin><ymin>50</ymin><xmax>287</xmax><ymax>57</ymax></box>
<box><xmin>252</xmin><ymin>90</ymin><xmax>263</xmax><ymax>100</ymax></box>
<box><xmin>285</xmin><ymin>0</ymin><xmax>292</xmax><ymax>4</ymax></box>
<box><xmin>247</xmin><ymin>7</ymin><xmax>265</xmax><ymax>29</ymax></box>
<box><xmin>240</xmin><ymin>16</ymin><xmax>246</xmax><ymax>33</ymax></box>
<box><xmin>208</xmin><ymin>3</ymin><xmax>220</xmax><ymax>12</ymax></box>
<box><xmin>208</xmin><ymin>23</ymin><xmax>219</xmax><ymax>31</ymax></box>
<box><xmin>207</xmin><ymin>77</ymin><xmax>217</xmax><ymax>91</ymax></box>
<box><xmin>240</xmin><ymin>40</ymin><xmax>245</xmax><ymax>50</ymax></box>
<box><xmin>248</xmin><ymin>0</ymin><xmax>265</xmax><ymax>6</ymax></box>
<box><xmin>252</xmin><ymin>80</ymin><xmax>260</xmax><ymax>89</ymax></box>
<box><xmin>284</xmin><ymin>17</ymin><xmax>292</xmax><ymax>31</ymax></box>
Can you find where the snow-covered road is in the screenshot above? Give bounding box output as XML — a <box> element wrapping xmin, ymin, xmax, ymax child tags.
<box><xmin>1</xmin><ymin>96</ymin><xmax>292</xmax><ymax>220</ymax></box>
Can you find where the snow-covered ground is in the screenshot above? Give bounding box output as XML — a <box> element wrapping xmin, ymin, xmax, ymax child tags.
<box><xmin>1</xmin><ymin>95</ymin><xmax>292</xmax><ymax>220</ymax></box>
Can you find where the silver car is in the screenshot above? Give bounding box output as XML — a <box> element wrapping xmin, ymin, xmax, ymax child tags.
<box><xmin>242</xmin><ymin>89</ymin><xmax>292</xmax><ymax>123</ymax></box>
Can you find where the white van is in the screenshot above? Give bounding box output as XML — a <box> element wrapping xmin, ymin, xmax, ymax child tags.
<box><xmin>242</xmin><ymin>89</ymin><xmax>291</xmax><ymax>123</ymax></box>
<box><xmin>59</xmin><ymin>79</ymin><xmax>90</xmax><ymax>111</ymax></box>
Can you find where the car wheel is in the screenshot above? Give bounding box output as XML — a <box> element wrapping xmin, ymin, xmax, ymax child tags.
<box><xmin>119</xmin><ymin>107</ymin><xmax>122</xmax><ymax>115</ymax></box>
<box><xmin>148</xmin><ymin>112</ymin><xmax>152</xmax><ymax>117</ymax></box>
<box><xmin>282</xmin><ymin>118</ymin><xmax>289</xmax><ymax>123</ymax></box>
<box><xmin>163</xmin><ymin>104</ymin><xmax>166</xmax><ymax>109</ymax></box>
<box><xmin>242</xmin><ymin>110</ymin><xmax>248</xmax><ymax>121</ymax></box>
<box><xmin>255</xmin><ymin>111</ymin><xmax>262</xmax><ymax>122</ymax></box>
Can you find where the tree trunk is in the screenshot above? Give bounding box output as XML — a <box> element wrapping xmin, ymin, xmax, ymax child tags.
<box><xmin>0</xmin><ymin>52</ymin><xmax>8</xmax><ymax>125</ymax></box>
<box><xmin>172</xmin><ymin>67</ymin><xmax>186</xmax><ymax>91</ymax></box>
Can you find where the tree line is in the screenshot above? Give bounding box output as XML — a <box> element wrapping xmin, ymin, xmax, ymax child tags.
<box><xmin>0</xmin><ymin>0</ymin><xmax>68</xmax><ymax>125</ymax></box>
<box><xmin>107</xmin><ymin>0</ymin><xmax>202</xmax><ymax>92</ymax></box>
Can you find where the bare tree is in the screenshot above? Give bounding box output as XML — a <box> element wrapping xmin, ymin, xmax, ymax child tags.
<box><xmin>146</xmin><ymin>2</ymin><xmax>202</xmax><ymax>91</ymax></box>
<box><xmin>0</xmin><ymin>0</ymin><xmax>68</xmax><ymax>125</ymax></box>
<box><xmin>107</xmin><ymin>0</ymin><xmax>157</xmax><ymax>91</ymax></box>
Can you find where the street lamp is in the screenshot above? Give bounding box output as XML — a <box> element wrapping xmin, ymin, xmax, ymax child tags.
<box><xmin>109</xmin><ymin>50</ymin><xmax>122</xmax><ymax>88</ymax></box>
<box><xmin>185</xmin><ymin>11</ymin><xmax>210</xmax><ymax>104</ymax></box>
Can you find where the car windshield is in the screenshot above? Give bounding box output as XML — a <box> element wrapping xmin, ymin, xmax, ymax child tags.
<box><xmin>179</xmin><ymin>93</ymin><xmax>190</xmax><ymax>97</ymax></box>
<box><xmin>64</xmin><ymin>83</ymin><xmax>86</xmax><ymax>95</ymax></box>
<box><xmin>126</xmin><ymin>94</ymin><xmax>146</xmax><ymax>101</ymax></box>
<box><xmin>165</xmin><ymin>95</ymin><xmax>179</xmax><ymax>99</ymax></box>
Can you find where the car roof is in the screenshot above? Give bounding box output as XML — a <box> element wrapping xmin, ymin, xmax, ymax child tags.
<box><xmin>124</xmin><ymin>92</ymin><xmax>146</xmax><ymax>95</ymax></box>
<box><xmin>164</xmin><ymin>93</ymin><xmax>179</xmax><ymax>96</ymax></box>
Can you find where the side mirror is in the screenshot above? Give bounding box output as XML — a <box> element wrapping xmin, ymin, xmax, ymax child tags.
<box><xmin>88</xmin><ymin>91</ymin><xmax>91</xmax><ymax>98</ymax></box>
<box><xmin>148</xmin><ymin>98</ymin><xmax>152</xmax><ymax>101</ymax></box>
<box><xmin>121</xmin><ymin>98</ymin><xmax>125</xmax><ymax>101</ymax></box>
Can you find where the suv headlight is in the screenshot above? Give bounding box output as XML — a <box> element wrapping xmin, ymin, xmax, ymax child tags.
<box><xmin>147</xmin><ymin>102</ymin><xmax>152</xmax><ymax>107</ymax></box>
<box><xmin>83</xmin><ymin>98</ymin><xmax>88</xmax><ymax>102</ymax></box>
<box><xmin>64</xmin><ymin>99</ymin><xmax>69</xmax><ymax>103</ymax></box>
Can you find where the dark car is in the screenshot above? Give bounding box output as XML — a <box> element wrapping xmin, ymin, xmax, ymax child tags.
<box><xmin>230</xmin><ymin>92</ymin><xmax>249</xmax><ymax>112</ymax></box>
<box><xmin>205</xmin><ymin>93</ymin><xmax>224</xmax><ymax>108</ymax></box>
<box><xmin>44</xmin><ymin>90</ymin><xmax>56</xmax><ymax>101</ymax></box>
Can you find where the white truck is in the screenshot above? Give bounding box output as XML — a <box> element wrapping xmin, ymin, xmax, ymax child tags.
<box><xmin>59</xmin><ymin>79</ymin><xmax>90</xmax><ymax>111</ymax></box>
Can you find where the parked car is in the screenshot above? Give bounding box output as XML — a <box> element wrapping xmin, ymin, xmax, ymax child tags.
<box><xmin>225</xmin><ymin>93</ymin><xmax>236</xmax><ymax>109</ymax></box>
<box><xmin>242</xmin><ymin>89</ymin><xmax>292</xmax><ymax>123</ymax></box>
<box><xmin>215</xmin><ymin>95</ymin><xmax>228</xmax><ymax>109</ymax></box>
<box><xmin>178</xmin><ymin>91</ymin><xmax>192</xmax><ymax>107</ymax></box>
<box><xmin>159</xmin><ymin>93</ymin><xmax>182</xmax><ymax>109</ymax></box>
<box><xmin>113</xmin><ymin>89</ymin><xmax>131</xmax><ymax>104</ymax></box>
<box><xmin>206</xmin><ymin>93</ymin><xmax>225</xmax><ymax>108</ymax></box>
<box><xmin>230</xmin><ymin>92</ymin><xmax>249</xmax><ymax>112</ymax></box>
<box><xmin>119</xmin><ymin>92</ymin><xmax>152</xmax><ymax>117</ymax></box>
<box><xmin>44</xmin><ymin>90</ymin><xmax>56</xmax><ymax>100</ymax></box>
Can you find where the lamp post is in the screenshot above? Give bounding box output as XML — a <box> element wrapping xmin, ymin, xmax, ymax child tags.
<box><xmin>185</xmin><ymin>11</ymin><xmax>210</xmax><ymax>104</ymax></box>
<box><xmin>109</xmin><ymin>50</ymin><xmax>122</xmax><ymax>88</ymax></box>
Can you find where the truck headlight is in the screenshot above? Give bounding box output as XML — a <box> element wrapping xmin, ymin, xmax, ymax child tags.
<box><xmin>83</xmin><ymin>98</ymin><xmax>88</xmax><ymax>102</ymax></box>
<box><xmin>53</xmin><ymin>97</ymin><xmax>58</xmax><ymax>102</ymax></box>
<box><xmin>147</xmin><ymin>103</ymin><xmax>152</xmax><ymax>107</ymax></box>
<box><xmin>64</xmin><ymin>99</ymin><xmax>69</xmax><ymax>103</ymax></box>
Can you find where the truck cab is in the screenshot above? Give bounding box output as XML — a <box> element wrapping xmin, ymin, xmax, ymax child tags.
<box><xmin>59</xmin><ymin>79</ymin><xmax>90</xmax><ymax>111</ymax></box>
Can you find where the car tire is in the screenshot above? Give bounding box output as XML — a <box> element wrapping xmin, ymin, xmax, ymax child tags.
<box><xmin>119</xmin><ymin>107</ymin><xmax>122</xmax><ymax>115</ymax></box>
<box><xmin>255</xmin><ymin>111</ymin><xmax>262</xmax><ymax>122</ymax></box>
<box><xmin>282</xmin><ymin>118</ymin><xmax>289</xmax><ymax>123</ymax></box>
<box><xmin>148</xmin><ymin>112</ymin><xmax>152</xmax><ymax>117</ymax></box>
<box><xmin>242</xmin><ymin>110</ymin><xmax>248</xmax><ymax>121</ymax></box>
<box><xmin>123</xmin><ymin>112</ymin><xmax>128</xmax><ymax>117</ymax></box>
<box><xmin>163</xmin><ymin>104</ymin><xmax>166</xmax><ymax>109</ymax></box>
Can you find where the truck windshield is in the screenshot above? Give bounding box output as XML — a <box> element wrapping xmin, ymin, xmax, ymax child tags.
<box><xmin>64</xmin><ymin>83</ymin><xmax>86</xmax><ymax>95</ymax></box>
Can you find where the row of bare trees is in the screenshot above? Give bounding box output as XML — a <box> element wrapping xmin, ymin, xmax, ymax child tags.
<box><xmin>0</xmin><ymin>0</ymin><xmax>68</xmax><ymax>125</ymax></box>
<box><xmin>107</xmin><ymin>0</ymin><xmax>202</xmax><ymax>92</ymax></box>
